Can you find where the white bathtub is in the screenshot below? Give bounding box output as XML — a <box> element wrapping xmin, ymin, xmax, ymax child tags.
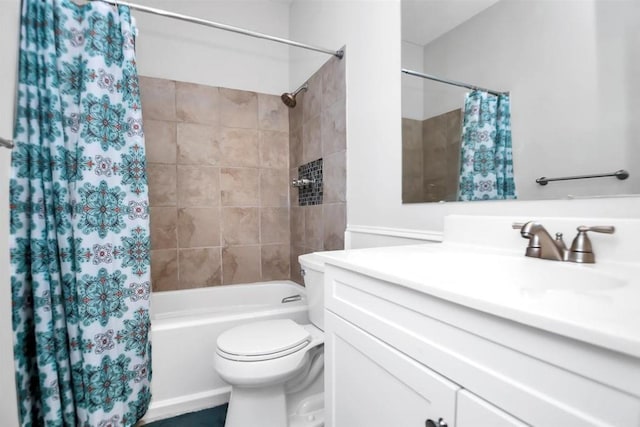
<box><xmin>140</xmin><ymin>281</ymin><xmax>309</xmax><ymax>423</ymax></box>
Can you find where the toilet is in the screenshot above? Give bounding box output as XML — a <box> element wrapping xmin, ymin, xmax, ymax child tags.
<box><xmin>214</xmin><ymin>253</ymin><xmax>326</xmax><ymax>427</ymax></box>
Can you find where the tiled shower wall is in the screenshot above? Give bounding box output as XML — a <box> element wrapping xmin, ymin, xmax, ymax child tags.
<box><xmin>140</xmin><ymin>77</ymin><xmax>291</xmax><ymax>291</ymax></box>
<box><xmin>402</xmin><ymin>109</ymin><xmax>462</xmax><ymax>203</ymax></box>
<box><xmin>289</xmin><ymin>55</ymin><xmax>347</xmax><ymax>284</ymax></box>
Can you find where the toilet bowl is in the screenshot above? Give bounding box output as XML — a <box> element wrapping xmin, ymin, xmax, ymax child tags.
<box><xmin>214</xmin><ymin>253</ymin><xmax>326</xmax><ymax>427</ymax></box>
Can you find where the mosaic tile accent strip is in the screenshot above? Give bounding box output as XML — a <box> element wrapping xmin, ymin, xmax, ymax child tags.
<box><xmin>298</xmin><ymin>158</ymin><xmax>323</xmax><ymax>206</ymax></box>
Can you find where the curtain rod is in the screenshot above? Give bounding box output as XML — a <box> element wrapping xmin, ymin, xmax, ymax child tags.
<box><xmin>92</xmin><ymin>0</ymin><xmax>344</xmax><ymax>59</ymax></box>
<box><xmin>402</xmin><ymin>68</ymin><xmax>506</xmax><ymax>96</ymax></box>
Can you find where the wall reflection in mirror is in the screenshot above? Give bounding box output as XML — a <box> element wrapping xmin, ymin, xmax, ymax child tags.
<box><xmin>401</xmin><ymin>0</ymin><xmax>640</xmax><ymax>203</ymax></box>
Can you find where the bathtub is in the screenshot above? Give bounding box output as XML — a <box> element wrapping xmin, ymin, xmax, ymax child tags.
<box><xmin>140</xmin><ymin>281</ymin><xmax>309</xmax><ymax>423</ymax></box>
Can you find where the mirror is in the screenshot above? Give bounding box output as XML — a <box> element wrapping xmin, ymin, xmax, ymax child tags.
<box><xmin>401</xmin><ymin>0</ymin><xmax>639</xmax><ymax>203</ymax></box>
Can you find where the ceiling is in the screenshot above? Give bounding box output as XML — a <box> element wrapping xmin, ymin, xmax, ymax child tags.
<box><xmin>401</xmin><ymin>0</ymin><xmax>500</xmax><ymax>46</ymax></box>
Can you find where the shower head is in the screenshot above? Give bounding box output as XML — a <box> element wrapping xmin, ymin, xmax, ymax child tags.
<box><xmin>281</xmin><ymin>83</ymin><xmax>308</xmax><ymax>108</ymax></box>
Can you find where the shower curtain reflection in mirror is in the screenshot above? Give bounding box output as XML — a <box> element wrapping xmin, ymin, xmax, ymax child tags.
<box><xmin>457</xmin><ymin>90</ymin><xmax>516</xmax><ymax>201</ymax></box>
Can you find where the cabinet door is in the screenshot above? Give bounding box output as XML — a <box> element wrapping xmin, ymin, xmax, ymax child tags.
<box><xmin>457</xmin><ymin>390</ymin><xmax>529</xmax><ymax>427</ymax></box>
<box><xmin>325</xmin><ymin>311</ymin><xmax>459</xmax><ymax>427</ymax></box>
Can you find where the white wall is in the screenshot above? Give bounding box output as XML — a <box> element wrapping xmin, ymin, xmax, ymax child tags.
<box><xmin>289</xmin><ymin>0</ymin><xmax>405</xmax><ymax>240</ymax></box>
<box><xmin>401</xmin><ymin>40</ymin><xmax>424</xmax><ymax>120</ymax></box>
<box><xmin>419</xmin><ymin>0</ymin><xmax>640</xmax><ymax>200</ymax></box>
<box><xmin>0</xmin><ymin>0</ymin><xmax>21</xmax><ymax>424</ymax></box>
<box><xmin>133</xmin><ymin>0</ymin><xmax>291</xmax><ymax>94</ymax></box>
<box><xmin>289</xmin><ymin>0</ymin><xmax>640</xmax><ymax>247</ymax></box>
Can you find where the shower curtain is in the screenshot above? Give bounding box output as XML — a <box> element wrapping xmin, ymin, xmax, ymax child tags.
<box><xmin>457</xmin><ymin>90</ymin><xmax>516</xmax><ymax>201</ymax></box>
<box><xmin>10</xmin><ymin>0</ymin><xmax>151</xmax><ymax>425</ymax></box>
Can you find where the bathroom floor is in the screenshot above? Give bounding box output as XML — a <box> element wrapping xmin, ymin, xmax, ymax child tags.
<box><xmin>143</xmin><ymin>404</ymin><xmax>228</xmax><ymax>427</ymax></box>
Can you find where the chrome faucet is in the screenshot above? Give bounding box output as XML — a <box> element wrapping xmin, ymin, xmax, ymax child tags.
<box><xmin>512</xmin><ymin>221</ymin><xmax>614</xmax><ymax>263</ymax></box>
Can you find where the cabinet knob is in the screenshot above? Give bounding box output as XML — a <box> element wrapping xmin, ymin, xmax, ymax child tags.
<box><xmin>425</xmin><ymin>418</ymin><xmax>448</xmax><ymax>427</ymax></box>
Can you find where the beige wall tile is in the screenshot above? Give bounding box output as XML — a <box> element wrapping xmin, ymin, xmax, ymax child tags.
<box><xmin>177</xmin><ymin>165</ymin><xmax>220</xmax><ymax>207</ymax></box>
<box><xmin>177</xmin><ymin>123</ymin><xmax>220</xmax><ymax>165</ymax></box>
<box><xmin>302</xmin><ymin>73</ymin><xmax>322</xmax><ymax>123</ymax></box>
<box><xmin>290</xmin><ymin>245</ymin><xmax>308</xmax><ymax>285</ymax></box>
<box><xmin>289</xmin><ymin>128</ymin><xmax>302</xmax><ymax>168</ymax></box>
<box><xmin>150</xmin><ymin>207</ymin><xmax>177</xmax><ymax>250</ymax></box>
<box><xmin>260</xmin><ymin>207</ymin><xmax>290</xmax><ymax>244</ymax></box>
<box><xmin>321</xmin><ymin>100</ymin><xmax>346</xmax><ymax>156</ymax></box>
<box><xmin>220</xmin><ymin>128</ymin><xmax>259</xmax><ymax>168</ymax></box>
<box><xmin>423</xmin><ymin>147</ymin><xmax>447</xmax><ymax>180</ymax></box>
<box><xmin>403</xmin><ymin>172</ymin><xmax>424</xmax><ymax>203</ymax></box>
<box><xmin>261</xmin><ymin>244</ymin><xmax>290</xmax><ymax>281</ymax></box>
<box><xmin>258</xmin><ymin>93</ymin><xmax>289</xmax><ymax>132</ymax></box>
<box><xmin>323</xmin><ymin>203</ymin><xmax>346</xmax><ymax>251</ymax></box>
<box><xmin>323</xmin><ymin>151</ymin><xmax>346</xmax><ymax>203</ymax></box>
<box><xmin>304</xmin><ymin>205</ymin><xmax>324</xmax><ymax>251</ymax></box>
<box><xmin>178</xmin><ymin>247</ymin><xmax>222</xmax><ymax>288</ymax></box>
<box><xmin>402</xmin><ymin>119</ymin><xmax>424</xmax><ymax>203</ymax></box>
<box><xmin>147</xmin><ymin>163</ymin><xmax>177</xmax><ymax>206</ymax></box>
<box><xmin>322</xmin><ymin>55</ymin><xmax>346</xmax><ymax>109</ymax></box>
<box><xmin>220</xmin><ymin>168</ymin><xmax>259</xmax><ymax>206</ymax></box>
<box><xmin>289</xmin><ymin>168</ymin><xmax>299</xmax><ymax>207</ymax></box>
<box><xmin>288</xmin><ymin>96</ymin><xmax>303</xmax><ymax>133</ymax></box>
<box><xmin>145</xmin><ymin>119</ymin><xmax>176</xmax><ymax>164</ymax></box>
<box><xmin>220</xmin><ymin>88</ymin><xmax>258</xmax><ymax>129</ymax></box>
<box><xmin>290</xmin><ymin>206</ymin><xmax>304</xmax><ymax>245</ymax></box>
<box><xmin>259</xmin><ymin>130</ymin><xmax>289</xmax><ymax>169</ymax></box>
<box><xmin>221</xmin><ymin>207</ymin><xmax>259</xmax><ymax>245</ymax></box>
<box><xmin>260</xmin><ymin>169</ymin><xmax>289</xmax><ymax>207</ymax></box>
<box><xmin>222</xmin><ymin>246</ymin><xmax>261</xmax><ymax>285</ymax></box>
<box><xmin>151</xmin><ymin>249</ymin><xmax>178</xmax><ymax>291</ymax></box>
<box><xmin>140</xmin><ymin>76</ymin><xmax>176</xmax><ymax>122</ymax></box>
<box><xmin>178</xmin><ymin>208</ymin><xmax>220</xmax><ymax>248</ymax></box>
<box><xmin>302</xmin><ymin>115</ymin><xmax>322</xmax><ymax>164</ymax></box>
<box><xmin>176</xmin><ymin>82</ymin><xmax>219</xmax><ymax>125</ymax></box>
<box><xmin>403</xmin><ymin>118</ymin><xmax>423</xmax><ymax>150</ymax></box>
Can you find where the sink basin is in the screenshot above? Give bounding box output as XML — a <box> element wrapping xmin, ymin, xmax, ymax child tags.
<box><xmin>457</xmin><ymin>252</ymin><xmax>626</xmax><ymax>293</ymax></box>
<box><xmin>326</xmin><ymin>244</ymin><xmax>627</xmax><ymax>297</ymax></box>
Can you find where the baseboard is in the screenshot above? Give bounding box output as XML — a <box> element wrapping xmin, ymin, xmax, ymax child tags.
<box><xmin>139</xmin><ymin>387</ymin><xmax>231</xmax><ymax>424</ymax></box>
<box><xmin>346</xmin><ymin>225</ymin><xmax>443</xmax><ymax>249</ymax></box>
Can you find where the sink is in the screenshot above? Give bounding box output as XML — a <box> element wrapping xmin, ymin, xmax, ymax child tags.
<box><xmin>317</xmin><ymin>215</ymin><xmax>640</xmax><ymax>357</ymax></box>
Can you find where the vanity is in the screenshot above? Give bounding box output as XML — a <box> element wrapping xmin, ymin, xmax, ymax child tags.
<box><xmin>318</xmin><ymin>216</ymin><xmax>640</xmax><ymax>427</ymax></box>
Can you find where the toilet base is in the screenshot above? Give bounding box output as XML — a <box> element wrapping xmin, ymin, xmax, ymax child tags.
<box><xmin>224</xmin><ymin>389</ymin><xmax>325</xmax><ymax>427</ymax></box>
<box><xmin>225</xmin><ymin>384</ymin><xmax>288</xmax><ymax>427</ymax></box>
<box><xmin>289</xmin><ymin>392</ymin><xmax>324</xmax><ymax>427</ymax></box>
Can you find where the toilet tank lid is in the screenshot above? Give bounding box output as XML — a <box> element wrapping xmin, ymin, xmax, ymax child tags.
<box><xmin>217</xmin><ymin>319</ymin><xmax>310</xmax><ymax>357</ymax></box>
<box><xmin>298</xmin><ymin>252</ymin><xmax>325</xmax><ymax>272</ymax></box>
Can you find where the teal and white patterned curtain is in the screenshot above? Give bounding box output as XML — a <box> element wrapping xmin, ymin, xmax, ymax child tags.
<box><xmin>457</xmin><ymin>90</ymin><xmax>516</xmax><ymax>201</ymax></box>
<box><xmin>10</xmin><ymin>0</ymin><xmax>151</xmax><ymax>425</ymax></box>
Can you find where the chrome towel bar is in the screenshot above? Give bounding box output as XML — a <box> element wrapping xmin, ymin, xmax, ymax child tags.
<box><xmin>536</xmin><ymin>169</ymin><xmax>629</xmax><ymax>186</ymax></box>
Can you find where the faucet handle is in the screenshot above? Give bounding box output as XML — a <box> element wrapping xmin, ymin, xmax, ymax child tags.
<box><xmin>568</xmin><ymin>225</ymin><xmax>615</xmax><ymax>263</ymax></box>
<box><xmin>512</xmin><ymin>222</ymin><xmax>526</xmax><ymax>229</ymax></box>
<box><xmin>576</xmin><ymin>225</ymin><xmax>615</xmax><ymax>234</ymax></box>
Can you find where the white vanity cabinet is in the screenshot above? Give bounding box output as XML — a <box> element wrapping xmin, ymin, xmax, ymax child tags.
<box><xmin>326</xmin><ymin>311</ymin><xmax>459</xmax><ymax>427</ymax></box>
<box><xmin>323</xmin><ymin>263</ymin><xmax>640</xmax><ymax>427</ymax></box>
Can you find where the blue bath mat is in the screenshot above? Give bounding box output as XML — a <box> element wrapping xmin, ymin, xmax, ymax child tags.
<box><xmin>143</xmin><ymin>404</ymin><xmax>228</xmax><ymax>427</ymax></box>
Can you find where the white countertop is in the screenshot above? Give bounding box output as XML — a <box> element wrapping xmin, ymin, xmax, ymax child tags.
<box><xmin>316</xmin><ymin>242</ymin><xmax>640</xmax><ymax>359</ymax></box>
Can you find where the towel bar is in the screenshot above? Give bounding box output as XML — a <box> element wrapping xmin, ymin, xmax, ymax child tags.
<box><xmin>536</xmin><ymin>169</ymin><xmax>629</xmax><ymax>186</ymax></box>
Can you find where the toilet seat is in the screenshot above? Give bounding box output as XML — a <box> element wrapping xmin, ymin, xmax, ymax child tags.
<box><xmin>217</xmin><ymin>319</ymin><xmax>312</xmax><ymax>362</ymax></box>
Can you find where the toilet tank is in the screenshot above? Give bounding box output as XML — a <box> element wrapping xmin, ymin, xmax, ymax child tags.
<box><xmin>299</xmin><ymin>253</ymin><xmax>325</xmax><ymax>331</ymax></box>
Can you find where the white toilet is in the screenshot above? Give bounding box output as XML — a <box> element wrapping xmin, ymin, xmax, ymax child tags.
<box><xmin>214</xmin><ymin>253</ymin><xmax>326</xmax><ymax>427</ymax></box>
